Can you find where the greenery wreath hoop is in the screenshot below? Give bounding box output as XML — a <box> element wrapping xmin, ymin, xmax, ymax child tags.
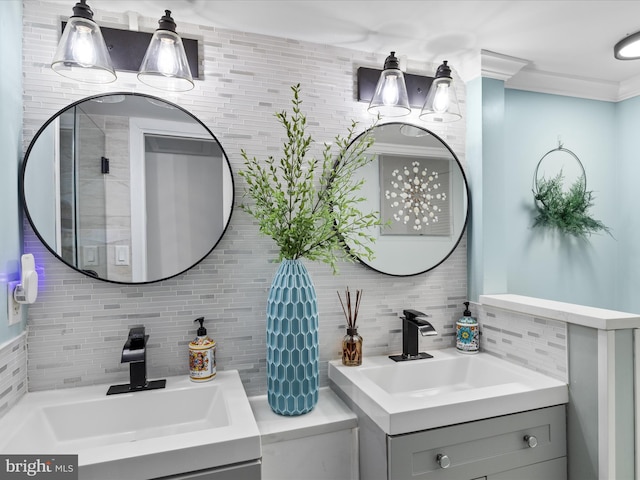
<box><xmin>532</xmin><ymin>144</ymin><xmax>611</xmax><ymax>238</ymax></box>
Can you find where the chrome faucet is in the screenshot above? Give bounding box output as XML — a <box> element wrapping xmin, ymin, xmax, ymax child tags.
<box><xmin>107</xmin><ymin>326</ymin><xmax>166</xmax><ymax>395</ymax></box>
<box><xmin>389</xmin><ymin>309</ymin><xmax>437</xmax><ymax>362</ymax></box>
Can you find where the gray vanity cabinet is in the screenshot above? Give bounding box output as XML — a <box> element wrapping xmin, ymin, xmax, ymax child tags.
<box><xmin>154</xmin><ymin>460</ymin><xmax>261</xmax><ymax>480</ymax></box>
<box><xmin>387</xmin><ymin>406</ymin><xmax>566</xmax><ymax>480</ymax></box>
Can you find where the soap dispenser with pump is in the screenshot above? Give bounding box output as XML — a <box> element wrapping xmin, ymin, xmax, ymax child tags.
<box><xmin>456</xmin><ymin>302</ymin><xmax>479</xmax><ymax>354</ymax></box>
<box><xmin>189</xmin><ymin>317</ymin><xmax>216</xmax><ymax>382</ymax></box>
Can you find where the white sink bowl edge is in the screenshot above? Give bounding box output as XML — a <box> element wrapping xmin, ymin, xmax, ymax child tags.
<box><xmin>0</xmin><ymin>371</ymin><xmax>261</xmax><ymax>480</ymax></box>
<box><xmin>329</xmin><ymin>349</ymin><xmax>568</xmax><ymax>435</ymax></box>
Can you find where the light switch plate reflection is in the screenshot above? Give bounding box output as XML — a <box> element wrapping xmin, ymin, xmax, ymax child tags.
<box><xmin>115</xmin><ymin>245</ymin><xmax>130</xmax><ymax>266</ymax></box>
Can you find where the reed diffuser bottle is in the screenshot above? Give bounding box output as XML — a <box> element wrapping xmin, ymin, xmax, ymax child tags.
<box><xmin>342</xmin><ymin>328</ymin><xmax>363</xmax><ymax>366</ymax></box>
<box><xmin>338</xmin><ymin>287</ymin><xmax>363</xmax><ymax>366</ymax></box>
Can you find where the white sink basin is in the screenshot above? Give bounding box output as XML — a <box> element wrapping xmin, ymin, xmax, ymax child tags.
<box><xmin>0</xmin><ymin>371</ymin><xmax>260</xmax><ymax>480</ymax></box>
<box><xmin>329</xmin><ymin>349</ymin><xmax>568</xmax><ymax>435</ymax></box>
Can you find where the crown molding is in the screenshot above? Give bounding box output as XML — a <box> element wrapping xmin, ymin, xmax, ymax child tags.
<box><xmin>457</xmin><ymin>49</ymin><xmax>640</xmax><ymax>102</ymax></box>
<box><xmin>618</xmin><ymin>73</ymin><xmax>640</xmax><ymax>101</ymax></box>
<box><xmin>506</xmin><ymin>67</ymin><xmax>621</xmax><ymax>102</ymax></box>
<box><xmin>453</xmin><ymin>49</ymin><xmax>528</xmax><ymax>83</ymax></box>
<box><xmin>480</xmin><ymin>50</ymin><xmax>529</xmax><ymax>81</ymax></box>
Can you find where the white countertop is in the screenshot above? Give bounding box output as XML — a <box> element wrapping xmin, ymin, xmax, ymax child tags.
<box><xmin>329</xmin><ymin>350</ymin><xmax>568</xmax><ymax>436</ymax></box>
<box><xmin>0</xmin><ymin>372</ymin><xmax>260</xmax><ymax>480</ymax></box>
<box><xmin>480</xmin><ymin>294</ymin><xmax>640</xmax><ymax>330</ymax></box>
<box><xmin>249</xmin><ymin>387</ymin><xmax>357</xmax><ymax>444</ymax></box>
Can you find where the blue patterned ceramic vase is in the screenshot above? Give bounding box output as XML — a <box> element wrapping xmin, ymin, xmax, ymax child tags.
<box><xmin>266</xmin><ymin>259</ymin><xmax>319</xmax><ymax>415</ymax></box>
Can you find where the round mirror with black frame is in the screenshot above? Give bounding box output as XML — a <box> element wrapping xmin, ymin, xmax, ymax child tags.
<box><xmin>341</xmin><ymin>122</ymin><xmax>469</xmax><ymax>276</ymax></box>
<box><xmin>21</xmin><ymin>92</ymin><xmax>234</xmax><ymax>284</ymax></box>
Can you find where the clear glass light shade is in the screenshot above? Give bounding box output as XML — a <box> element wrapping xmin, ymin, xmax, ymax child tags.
<box><xmin>138</xmin><ymin>30</ymin><xmax>194</xmax><ymax>92</ymax></box>
<box><xmin>367</xmin><ymin>69</ymin><xmax>411</xmax><ymax>117</ymax></box>
<box><xmin>419</xmin><ymin>77</ymin><xmax>462</xmax><ymax>123</ymax></box>
<box><xmin>51</xmin><ymin>17</ymin><xmax>116</xmax><ymax>83</ymax></box>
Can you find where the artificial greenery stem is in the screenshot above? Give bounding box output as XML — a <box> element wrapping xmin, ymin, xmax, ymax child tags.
<box><xmin>533</xmin><ymin>172</ymin><xmax>611</xmax><ymax>238</ymax></box>
<box><xmin>239</xmin><ymin>84</ymin><xmax>383</xmax><ymax>273</ymax></box>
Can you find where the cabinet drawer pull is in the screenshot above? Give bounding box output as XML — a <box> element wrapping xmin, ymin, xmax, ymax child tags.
<box><xmin>524</xmin><ymin>435</ymin><xmax>538</xmax><ymax>448</ymax></box>
<box><xmin>436</xmin><ymin>453</ymin><xmax>451</xmax><ymax>469</ymax></box>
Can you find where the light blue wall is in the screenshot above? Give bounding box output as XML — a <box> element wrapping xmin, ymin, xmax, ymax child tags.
<box><xmin>466</xmin><ymin>78</ymin><xmax>483</xmax><ymax>301</ymax></box>
<box><xmin>0</xmin><ymin>0</ymin><xmax>25</xmax><ymax>343</ymax></box>
<box><xmin>503</xmin><ymin>89</ymin><xmax>618</xmax><ymax>308</ymax></box>
<box><xmin>614</xmin><ymin>95</ymin><xmax>640</xmax><ymax>313</ymax></box>
<box><xmin>467</xmin><ymin>77</ymin><xmax>508</xmax><ymax>301</ymax></box>
<box><xmin>468</xmin><ymin>83</ymin><xmax>620</xmax><ymax>309</ymax></box>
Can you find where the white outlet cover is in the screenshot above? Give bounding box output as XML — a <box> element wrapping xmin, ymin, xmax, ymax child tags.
<box><xmin>7</xmin><ymin>281</ymin><xmax>22</xmax><ymax>326</ymax></box>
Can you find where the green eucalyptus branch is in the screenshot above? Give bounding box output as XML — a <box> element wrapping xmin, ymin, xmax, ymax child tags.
<box><xmin>532</xmin><ymin>172</ymin><xmax>612</xmax><ymax>238</ymax></box>
<box><xmin>238</xmin><ymin>84</ymin><xmax>383</xmax><ymax>273</ymax></box>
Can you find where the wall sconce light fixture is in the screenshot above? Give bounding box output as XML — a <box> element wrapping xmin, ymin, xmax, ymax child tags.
<box><xmin>420</xmin><ymin>61</ymin><xmax>461</xmax><ymax>123</ymax></box>
<box><xmin>137</xmin><ymin>10</ymin><xmax>194</xmax><ymax>92</ymax></box>
<box><xmin>51</xmin><ymin>3</ymin><xmax>198</xmax><ymax>91</ymax></box>
<box><xmin>51</xmin><ymin>0</ymin><xmax>116</xmax><ymax>84</ymax></box>
<box><xmin>358</xmin><ymin>57</ymin><xmax>461</xmax><ymax>123</ymax></box>
<box><xmin>366</xmin><ymin>52</ymin><xmax>412</xmax><ymax>117</ymax></box>
<box><xmin>614</xmin><ymin>31</ymin><xmax>640</xmax><ymax>60</ymax></box>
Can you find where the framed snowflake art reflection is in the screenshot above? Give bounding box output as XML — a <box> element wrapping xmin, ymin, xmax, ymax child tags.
<box><xmin>379</xmin><ymin>154</ymin><xmax>451</xmax><ymax>236</ymax></box>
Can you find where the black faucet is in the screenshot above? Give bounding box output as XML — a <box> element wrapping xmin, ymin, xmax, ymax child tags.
<box><xmin>107</xmin><ymin>326</ymin><xmax>166</xmax><ymax>395</ymax></box>
<box><xmin>122</xmin><ymin>327</ymin><xmax>148</xmax><ymax>389</ymax></box>
<box><xmin>389</xmin><ymin>309</ymin><xmax>437</xmax><ymax>362</ymax></box>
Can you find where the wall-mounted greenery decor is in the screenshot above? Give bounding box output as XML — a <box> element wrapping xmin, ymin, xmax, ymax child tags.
<box><xmin>532</xmin><ymin>145</ymin><xmax>611</xmax><ymax>238</ymax></box>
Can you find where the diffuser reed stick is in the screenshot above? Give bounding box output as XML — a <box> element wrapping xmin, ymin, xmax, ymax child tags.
<box><xmin>338</xmin><ymin>287</ymin><xmax>363</xmax><ymax>366</ymax></box>
<box><xmin>337</xmin><ymin>287</ymin><xmax>362</xmax><ymax>330</ymax></box>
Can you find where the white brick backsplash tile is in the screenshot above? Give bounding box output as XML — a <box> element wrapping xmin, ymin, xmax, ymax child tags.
<box><xmin>0</xmin><ymin>334</ymin><xmax>27</xmax><ymax>420</ymax></box>
<box><xmin>476</xmin><ymin>304</ymin><xmax>568</xmax><ymax>382</ymax></box>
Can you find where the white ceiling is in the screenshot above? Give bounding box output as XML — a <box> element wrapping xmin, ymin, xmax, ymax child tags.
<box><xmin>54</xmin><ymin>0</ymin><xmax>640</xmax><ymax>100</ymax></box>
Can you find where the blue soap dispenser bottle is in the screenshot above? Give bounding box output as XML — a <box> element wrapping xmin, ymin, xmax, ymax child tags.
<box><xmin>456</xmin><ymin>301</ymin><xmax>479</xmax><ymax>354</ymax></box>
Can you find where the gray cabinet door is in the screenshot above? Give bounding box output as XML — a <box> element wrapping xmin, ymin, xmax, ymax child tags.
<box><xmin>490</xmin><ymin>457</ymin><xmax>566</xmax><ymax>480</ymax></box>
<box><xmin>155</xmin><ymin>461</ymin><xmax>261</xmax><ymax>480</ymax></box>
<box><xmin>387</xmin><ymin>406</ymin><xmax>566</xmax><ymax>480</ymax></box>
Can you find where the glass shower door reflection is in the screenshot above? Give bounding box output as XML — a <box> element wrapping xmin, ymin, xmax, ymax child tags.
<box><xmin>58</xmin><ymin>109</ymin><xmax>76</xmax><ymax>267</ymax></box>
<box><xmin>74</xmin><ymin>107</ymin><xmax>107</xmax><ymax>278</ymax></box>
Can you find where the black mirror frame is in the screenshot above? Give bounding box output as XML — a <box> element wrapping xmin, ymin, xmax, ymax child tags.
<box><xmin>344</xmin><ymin>121</ymin><xmax>470</xmax><ymax>277</ymax></box>
<box><xmin>20</xmin><ymin>91</ymin><xmax>235</xmax><ymax>285</ymax></box>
